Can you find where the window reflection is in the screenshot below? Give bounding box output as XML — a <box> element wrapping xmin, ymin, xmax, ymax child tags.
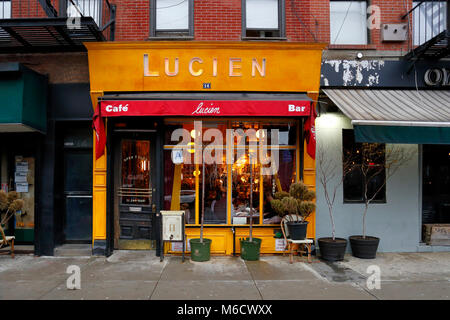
<box><xmin>262</xmin><ymin>149</ymin><xmax>296</xmax><ymax>224</ymax></box>
<box><xmin>164</xmin><ymin>151</ymin><xmax>196</xmax><ymax>224</ymax></box>
<box><xmin>231</xmin><ymin>153</ymin><xmax>260</xmax><ymax>224</ymax></box>
<box><xmin>163</xmin><ymin>119</ymin><xmax>298</xmax><ymax>225</ymax></box>
<box><xmin>120</xmin><ymin>140</ymin><xmax>151</xmax><ymax>205</ymax></box>
<box><xmin>200</xmin><ymin>163</ymin><xmax>227</xmax><ymax>224</ymax></box>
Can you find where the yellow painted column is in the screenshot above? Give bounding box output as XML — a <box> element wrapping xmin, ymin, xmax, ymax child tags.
<box><xmin>91</xmin><ymin>91</ymin><xmax>107</xmax><ymax>244</ymax></box>
<box><xmin>304</xmin><ymin>91</ymin><xmax>318</xmax><ymax>239</ymax></box>
<box><xmin>170</xmin><ymin>164</ymin><xmax>182</xmax><ymax>210</ymax></box>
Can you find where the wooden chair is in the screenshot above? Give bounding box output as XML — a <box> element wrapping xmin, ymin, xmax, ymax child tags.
<box><xmin>0</xmin><ymin>226</ymin><xmax>15</xmax><ymax>258</ymax></box>
<box><xmin>280</xmin><ymin>216</ymin><xmax>312</xmax><ymax>264</ymax></box>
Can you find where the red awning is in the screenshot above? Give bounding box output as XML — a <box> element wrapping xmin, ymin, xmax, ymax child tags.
<box><xmin>99</xmin><ymin>99</ymin><xmax>311</xmax><ymax>117</ymax></box>
<box><xmin>93</xmin><ymin>94</ymin><xmax>315</xmax><ymax>160</ymax></box>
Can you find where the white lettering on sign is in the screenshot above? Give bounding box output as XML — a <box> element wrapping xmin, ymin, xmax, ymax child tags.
<box><xmin>105</xmin><ymin>104</ymin><xmax>129</xmax><ymax>113</ymax></box>
<box><xmin>288</xmin><ymin>104</ymin><xmax>306</xmax><ymax>112</ymax></box>
<box><xmin>143</xmin><ymin>54</ymin><xmax>266</xmax><ymax>78</ymax></box>
<box><xmin>424</xmin><ymin>68</ymin><xmax>450</xmax><ymax>87</ymax></box>
<box><xmin>192</xmin><ymin>102</ymin><xmax>221</xmax><ymax>115</ymax></box>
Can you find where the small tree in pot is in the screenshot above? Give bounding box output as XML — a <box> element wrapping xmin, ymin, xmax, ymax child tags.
<box><xmin>348</xmin><ymin>143</ymin><xmax>415</xmax><ymax>259</ymax></box>
<box><xmin>316</xmin><ymin>146</ymin><xmax>354</xmax><ymax>261</ymax></box>
<box><xmin>240</xmin><ymin>154</ymin><xmax>262</xmax><ymax>261</ymax></box>
<box><xmin>270</xmin><ymin>182</ymin><xmax>315</xmax><ymax>240</ymax></box>
<box><xmin>0</xmin><ymin>191</ymin><xmax>24</xmax><ymax>247</ymax></box>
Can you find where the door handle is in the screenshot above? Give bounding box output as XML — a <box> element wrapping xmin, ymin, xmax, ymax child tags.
<box><xmin>66</xmin><ymin>195</ymin><xmax>93</xmax><ymax>198</ymax></box>
<box><xmin>152</xmin><ymin>204</ymin><xmax>157</xmax><ymax>213</ymax></box>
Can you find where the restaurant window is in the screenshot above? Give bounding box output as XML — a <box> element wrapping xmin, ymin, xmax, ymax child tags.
<box><xmin>164</xmin><ymin>119</ymin><xmax>298</xmax><ymax>226</ymax></box>
<box><xmin>242</xmin><ymin>0</ymin><xmax>285</xmax><ymax>38</ymax></box>
<box><xmin>150</xmin><ymin>0</ymin><xmax>194</xmax><ymax>38</ymax></box>
<box><xmin>0</xmin><ymin>1</ymin><xmax>10</xmax><ymax>19</ymax></box>
<box><xmin>342</xmin><ymin>129</ymin><xmax>386</xmax><ymax>203</ymax></box>
<box><xmin>330</xmin><ymin>1</ymin><xmax>368</xmax><ymax>45</ymax></box>
<box><xmin>121</xmin><ymin>140</ymin><xmax>151</xmax><ymax>205</ymax></box>
<box><xmin>67</xmin><ymin>0</ymin><xmax>101</xmax><ymax>26</ymax></box>
<box><xmin>413</xmin><ymin>1</ymin><xmax>447</xmax><ymax>46</ymax></box>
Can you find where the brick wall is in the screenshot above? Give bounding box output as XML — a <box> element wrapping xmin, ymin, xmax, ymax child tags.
<box><xmin>0</xmin><ymin>53</ymin><xmax>89</xmax><ymax>83</ymax></box>
<box><xmin>9</xmin><ymin>0</ymin><xmax>418</xmax><ymax>52</ymax></box>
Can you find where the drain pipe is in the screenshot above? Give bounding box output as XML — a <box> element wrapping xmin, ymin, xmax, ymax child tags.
<box><xmin>232</xmin><ymin>226</ymin><xmax>236</xmax><ymax>256</ymax></box>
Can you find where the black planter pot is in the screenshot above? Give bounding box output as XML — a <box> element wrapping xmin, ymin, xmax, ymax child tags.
<box><xmin>317</xmin><ymin>237</ymin><xmax>347</xmax><ymax>261</ymax></box>
<box><xmin>287</xmin><ymin>221</ymin><xmax>308</xmax><ymax>240</ymax></box>
<box><xmin>349</xmin><ymin>235</ymin><xmax>380</xmax><ymax>259</ymax></box>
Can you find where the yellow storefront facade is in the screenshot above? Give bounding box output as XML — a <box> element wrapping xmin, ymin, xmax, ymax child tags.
<box><xmin>85</xmin><ymin>42</ymin><xmax>324</xmax><ymax>256</ymax></box>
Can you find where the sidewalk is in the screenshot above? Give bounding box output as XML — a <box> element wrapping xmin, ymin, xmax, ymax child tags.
<box><xmin>1</xmin><ymin>251</ymin><xmax>449</xmax><ymax>300</ymax></box>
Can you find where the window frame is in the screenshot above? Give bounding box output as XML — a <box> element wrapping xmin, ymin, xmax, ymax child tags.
<box><xmin>149</xmin><ymin>0</ymin><xmax>194</xmax><ymax>39</ymax></box>
<box><xmin>412</xmin><ymin>0</ymin><xmax>447</xmax><ymax>46</ymax></box>
<box><xmin>66</xmin><ymin>0</ymin><xmax>102</xmax><ymax>27</ymax></box>
<box><xmin>342</xmin><ymin>129</ymin><xmax>386</xmax><ymax>204</ymax></box>
<box><xmin>0</xmin><ymin>0</ymin><xmax>11</xmax><ymax>19</ymax></box>
<box><xmin>241</xmin><ymin>0</ymin><xmax>286</xmax><ymax>40</ymax></box>
<box><xmin>163</xmin><ymin>118</ymin><xmax>301</xmax><ymax>226</ymax></box>
<box><xmin>329</xmin><ymin>0</ymin><xmax>370</xmax><ymax>45</ymax></box>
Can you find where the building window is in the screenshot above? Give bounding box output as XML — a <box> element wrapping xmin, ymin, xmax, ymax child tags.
<box><xmin>330</xmin><ymin>1</ymin><xmax>368</xmax><ymax>45</ymax></box>
<box><xmin>413</xmin><ymin>1</ymin><xmax>447</xmax><ymax>46</ymax></box>
<box><xmin>163</xmin><ymin>119</ymin><xmax>298</xmax><ymax>225</ymax></box>
<box><xmin>67</xmin><ymin>0</ymin><xmax>101</xmax><ymax>26</ymax></box>
<box><xmin>0</xmin><ymin>0</ymin><xmax>11</xmax><ymax>19</ymax></box>
<box><xmin>342</xmin><ymin>129</ymin><xmax>386</xmax><ymax>203</ymax></box>
<box><xmin>150</xmin><ymin>0</ymin><xmax>194</xmax><ymax>38</ymax></box>
<box><xmin>242</xmin><ymin>0</ymin><xmax>285</xmax><ymax>38</ymax></box>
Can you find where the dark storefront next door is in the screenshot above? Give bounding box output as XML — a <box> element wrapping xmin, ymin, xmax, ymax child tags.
<box><xmin>63</xmin><ymin>150</ymin><xmax>93</xmax><ymax>242</ymax></box>
<box><xmin>114</xmin><ymin>133</ymin><xmax>157</xmax><ymax>250</ymax></box>
<box><xmin>63</xmin><ymin>145</ymin><xmax>93</xmax><ymax>242</ymax></box>
<box><xmin>423</xmin><ymin>145</ymin><xmax>450</xmax><ymax>224</ymax></box>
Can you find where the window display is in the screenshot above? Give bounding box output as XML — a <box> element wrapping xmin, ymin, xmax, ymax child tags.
<box><xmin>163</xmin><ymin>119</ymin><xmax>298</xmax><ymax>226</ymax></box>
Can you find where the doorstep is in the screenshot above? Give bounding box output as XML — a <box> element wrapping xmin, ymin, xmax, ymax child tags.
<box><xmin>54</xmin><ymin>244</ymin><xmax>92</xmax><ymax>257</ymax></box>
<box><xmin>0</xmin><ymin>244</ymin><xmax>34</xmax><ymax>254</ymax></box>
<box><xmin>416</xmin><ymin>243</ymin><xmax>450</xmax><ymax>253</ymax></box>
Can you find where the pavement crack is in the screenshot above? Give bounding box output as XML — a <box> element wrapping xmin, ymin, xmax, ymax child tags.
<box><xmin>243</xmin><ymin>260</ymin><xmax>264</xmax><ymax>301</ymax></box>
<box><xmin>149</xmin><ymin>256</ymin><xmax>168</xmax><ymax>300</ymax></box>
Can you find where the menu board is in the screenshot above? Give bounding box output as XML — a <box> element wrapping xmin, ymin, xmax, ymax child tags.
<box><xmin>15</xmin><ymin>160</ymin><xmax>29</xmax><ymax>192</ymax></box>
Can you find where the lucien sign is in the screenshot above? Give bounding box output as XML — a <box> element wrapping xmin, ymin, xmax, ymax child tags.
<box><xmin>85</xmin><ymin>42</ymin><xmax>325</xmax><ymax>93</ymax></box>
<box><xmin>144</xmin><ymin>54</ymin><xmax>266</xmax><ymax>78</ymax></box>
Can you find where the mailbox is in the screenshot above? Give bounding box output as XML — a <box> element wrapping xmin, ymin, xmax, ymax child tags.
<box><xmin>161</xmin><ymin>210</ymin><xmax>184</xmax><ymax>241</ymax></box>
<box><xmin>160</xmin><ymin>210</ymin><xmax>186</xmax><ymax>262</ymax></box>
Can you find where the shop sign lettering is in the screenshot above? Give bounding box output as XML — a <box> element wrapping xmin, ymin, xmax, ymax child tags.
<box><xmin>105</xmin><ymin>104</ymin><xmax>128</xmax><ymax>113</ymax></box>
<box><xmin>424</xmin><ymin>68</ymin><xmax>450</xmax><ymax>87</ymax></box>
<box><xmin>144</xmin><ymin>54</ymin><xmax>266</xmax><ymax>78</ymax></box>
<box><xmin>288</xmin><ymin>104</ymin><xmax>306</xmax><ymax>113</ymax></box>
<box><xmin>192</xmin><ymin>102</ymin><xmax>220</xmax><ymax>115</ymax></box>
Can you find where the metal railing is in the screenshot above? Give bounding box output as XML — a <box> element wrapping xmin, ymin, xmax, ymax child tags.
<box><xmin>403</xmin><ymin>0</ymin><xmax>448</xmax><ymax>46</ymax></box>
<box><xmin>0</xmin><ymin>0</ymin><xmax>115</xmax><ymax>40</ymax></box>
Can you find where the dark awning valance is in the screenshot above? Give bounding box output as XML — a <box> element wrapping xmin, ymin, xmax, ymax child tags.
<box><xmin>323</xmin><ymin>89</ymin><xmax>450</xmax><ymax>144</ymax></box>
<box><xmin>0</xmin><ymin>63</ymin><xmax>47</xmax><ymax>133</ymax></box>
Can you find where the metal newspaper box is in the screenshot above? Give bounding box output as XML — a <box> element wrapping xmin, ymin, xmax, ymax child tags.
<box><xmin>160</xmin><ymin>210</ymin><xmax>185</xmax><ymax>262</ymax></box>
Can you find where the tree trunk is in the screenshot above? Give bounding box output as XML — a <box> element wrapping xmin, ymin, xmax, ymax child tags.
<box><xmin>200</xmin><ymin>162</ymin><xmax>205</xmax><ymax>243</ymax></box>
<box><xmin>249</xmin><ymin>161</ymin><xmax>253</xmax><ymax>242</ymax></box>
<box><xmin>362</xmin><ymin>203</ymin><xmax>368</xmax><ymax>239</ymax></box>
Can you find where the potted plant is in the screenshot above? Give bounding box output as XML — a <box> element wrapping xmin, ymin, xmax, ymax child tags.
<box><xmin>316</xmin><ymin>146</ymin><xmax>353</xmax><ymax>261</ymax></box>
<box><xmin>270</xmin><ymin>181</ymin><xmax>315</xmax><ymax>240</ymax></box>
<box><xmin>348</xmin><ymin>144</ymin><xmax>415</xmax><ymax>259</ymax></box>
<box><xmin>190</xmin><ymin>152</ymin><xmax>212</xmax><ymax>262</ymax></box>
<box><xmin>0</xmin><ymin>191</ymin><xmax>24</xmax><ymax>245</ymax></box>
<box><xmin>240</xmin><ymin>156</ymin><xmax>262</xmax><ymax>261</ymax></box>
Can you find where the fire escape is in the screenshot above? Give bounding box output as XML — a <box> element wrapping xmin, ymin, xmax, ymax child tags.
<box><xmin>403</xmin><ymin>0</ymin><xmax>449</xmax><ymax>61</ymax></box>
<box><xmin>0</xmin><ymin>0</ymin><xmax>116</xmax><ymax>52</ymax></box>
